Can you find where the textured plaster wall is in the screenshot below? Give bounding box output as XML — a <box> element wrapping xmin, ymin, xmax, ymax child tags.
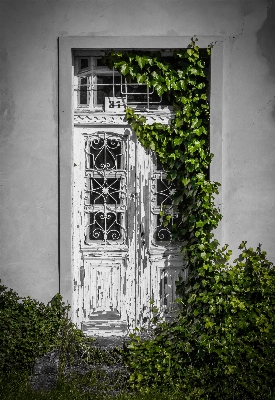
<box><xmin>221</xmin><ymin>1</ymin><xmax>275</xmax><ymax>257</ymax></box>
<box><xmin>0</xmin><ymin>0</ymin><xmax>274</xmax><ymax>304</ymax></box>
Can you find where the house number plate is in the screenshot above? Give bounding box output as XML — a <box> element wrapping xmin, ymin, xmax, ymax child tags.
<box><xmin>105</xmin><ymin>97</ymin><xmax>126</xmax><ymax>112</ymax></box>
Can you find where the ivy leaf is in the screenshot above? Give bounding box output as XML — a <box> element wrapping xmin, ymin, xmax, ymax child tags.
<box><xmin>119</xmin><ymin>63</ymin><xmax>129</xmax><ymax>76</ymax></box>
<box><xmin>186</xmin><ymin>49</ymin><xmax>194</xmax><ymax>56</ymax></box>
<box><xmin>151</xmin><ymin>81</ymin><xmax>166</xmax><ymax>96</ymax></box>
<box><xmin>135</xmin><ymin>55</ymin><xmax>148</xmax><ymax>69</ymax></box>
<box><xmin>173</xmin><ymin>194</ymin><xmax>183</xmax><ymax>205</ymax></box>
<box><xmin>196</xmin><ymin>221</ymin><xmax>205</xmax><ymax>228</ymax></box>
<box><xmin>182</xmin><ymin>178</ymin><xmax>190</xmax><ymax>186</ymax></box>
<box><xmin>173</xmin><ymin>137</ymin><xmax>183</xmax><ymax>146</ymax></box>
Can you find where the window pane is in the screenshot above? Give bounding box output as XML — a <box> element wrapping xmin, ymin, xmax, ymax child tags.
<box><xmin>80</xmin><ymin>58</ymin><xmax>89</xmax><ymax>69</ymax></box>
<box><xmin>96</xmin><ymin>75</ymin><xmax>121</xmax><ymax>104</ymax></box>
<box><xmin>79</xmin><ymin>77</ymin><xmax>88</xmax><ymax>105</ymax></box>
<box><xmin>90</xmin><ymin>138</ymin><xmax>122</xmax><ymax>170</ymax></box>
<box><xmin>157</xmin><ymin>179</ymin><xmax>173</xmax><ymax>206</ymax></box>
<box><xmin>89</xmin><ymin>178</ymin><xmax>121</xmax><ymax>205</ymax></box>
<box><xmin>120</xmin><ymin>82</ymin><xmax>161</xmax><ymax>105</ymax></box>
<box><xmin>155</xmin><ymin>214</ymin><xmax>183</xmax><ymax>244</ymax></box>
<box><xmin>156</xmin><ymin>214</ymin><xmax>172</xmax><ymax>242</ymax></box>
<box><xmin>89</xmin><ymin>212</ymin><xmax>122</xmax><ymax>241</ymax></box>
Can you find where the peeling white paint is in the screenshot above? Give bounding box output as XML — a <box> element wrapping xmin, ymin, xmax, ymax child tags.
<box><xmin>73</xmin><ymin>119</ymin><xmax>186</xmax><ymax>336</ymax></box>
<box><xmin>72</xmin><ymin>57</ymin><xmax>186</xmax><ymax>336</ymax></box>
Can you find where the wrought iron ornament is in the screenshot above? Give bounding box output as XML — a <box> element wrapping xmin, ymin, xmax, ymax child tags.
<box><xmin>84</xmin><ymin>132</ymin><xmax>127</xmax><ymax>245</ymax></box>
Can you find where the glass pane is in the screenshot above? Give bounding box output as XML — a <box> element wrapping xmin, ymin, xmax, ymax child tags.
<box><xmin>89</xmin><ymin>212</ymin><xmax>122</xmax><ymax>241</ymax></box>
<box><xmin>124</xmin><ymin>83</ymin><xmax>161</xmax><ymax>104</ymax></box>
<box><xmin>80</xmin><ymin>58</ymin><xmax>89</xmax><ymax>69</ymax></box>
<box><xmin>155</xmin><ymin>214</ymin><xmax>183</xmax><ymax>244</ymax></box>
<box><xmin>96</xmin><ymin>75</ymin><xmax>121</xmax><ymax>104</ymax></box>
<box><xmin>90</xmin><ymin>138</ymin><xmax>122</xmax><ymax>170</ymax></box>
<box><xmin>89</xmin><ymin>178</ymin><xmax>121</xmax><ymax>205</ymax></box>
<box><xmin>156</xmin><ymin>215</ymin><xmax>171</xmax><ymax>242</ymax></box>
<box><xmin>79</xmin><ymin>77</ymin><xmax>88</xmax><ymax>105</ymax></box>
<box><xmin>157</xmin><ymin>179</ymin><xmax>173</xmax><ymax>206</ymax></box>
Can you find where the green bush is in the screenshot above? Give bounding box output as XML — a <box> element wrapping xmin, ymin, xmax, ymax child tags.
<box><xmin>0</xmin><ymin>282</ymin><xmax>89</xmax><ymax>373</ymax></box>
<box><xmin>124</xmin><ymin>242</ymin><xmax>275</xmax><ymax>399</ymax></box>
<box><xmin>0</xmin><ymin>368</ymin><xmax>187</xmax><ymax>400</ymax></box>
<box><xmin>103</xmin><ymin>45</ymin><xmax>275</xmax><ymax>398</ymax></box>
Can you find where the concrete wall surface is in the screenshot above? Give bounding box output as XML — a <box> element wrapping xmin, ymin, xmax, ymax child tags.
<box><xmin>0</xmin><ymin>0</ymin><xmax>274</xmax><ymax>304</ymax></box>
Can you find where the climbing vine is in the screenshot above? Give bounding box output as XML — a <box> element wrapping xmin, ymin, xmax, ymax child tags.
<box><xmin>103</xmin><ymin>39</ymin><xmax>222</xmax><ymax>295</ymax></box>
<box><xmin>103</xmin><ymin>42</ymin><xmax>275</xmax><ymax>399</ymax></box>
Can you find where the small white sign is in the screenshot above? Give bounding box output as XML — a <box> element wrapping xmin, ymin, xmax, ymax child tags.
<box><xmin>105</xmin><ymin>97</ymin><xmax>126</xmax><ymax>112</ymax></box>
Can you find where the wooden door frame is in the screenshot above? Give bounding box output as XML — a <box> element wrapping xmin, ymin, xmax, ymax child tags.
<box><xmin>58</xmin><ymin>36</ymin><xmax>224</xmax><ymax>321</ymax></box>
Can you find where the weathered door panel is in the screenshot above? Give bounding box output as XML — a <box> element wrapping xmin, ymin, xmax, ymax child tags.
<box><xmin>73</xmin><ymin>126</ymin><xmax>136</xmax><ymax>334</ymax></box>
<box><xmin>73</xmin><ymin>122</ymin><xmax>186</xmax><ymax>336</ymax></box>
<box><xmin>81</xmin><ymin>258</ymin><xmax>129</xmax><ymax>335</ymax></box>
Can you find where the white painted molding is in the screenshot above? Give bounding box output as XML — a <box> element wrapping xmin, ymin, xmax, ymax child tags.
<box><xmin>74</xmin><ymin>112</ymin><xmax>174</xmax><ymax>126</ymax></box>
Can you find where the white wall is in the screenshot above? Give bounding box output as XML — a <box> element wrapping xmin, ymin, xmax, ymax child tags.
<box><xmin>0</xmin><ymin>0</ymin><xmax>274</xmax><ymax>304</ymax></box>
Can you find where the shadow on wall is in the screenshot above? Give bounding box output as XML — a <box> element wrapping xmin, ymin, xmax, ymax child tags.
<box><xmin>256</xmin><ymin>0</ymin><xmax>275</xmax><ymax>121</ymax></box>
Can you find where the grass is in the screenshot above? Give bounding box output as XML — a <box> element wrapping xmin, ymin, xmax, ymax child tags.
<box><xmin>0</xmin><ymin>368</ymin><xmax>186</xmax><ymax>400</ymax></box>
<box><xmin>0</xmin><ymin>339</ymin><xmax>185</xmax><ymax>400</ymax></box>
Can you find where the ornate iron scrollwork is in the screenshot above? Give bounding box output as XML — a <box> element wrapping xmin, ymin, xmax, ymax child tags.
<box><xmin>151</xmin><ymin>154</ymin><xmax>182</xmax><ymax>246</ymax></box>
<box><xmin>84</xmin><ymin>131</ymin><xmax>127</xmax><ymax>245</ymax></box>
<box><xmin>89</xmin><ymin>137</ymin><xmax>122</xmax><ymax>170</ymax></box>
<box><xmin>155</xmin><ymin>213</ymin><xmax>183</xmax><ymax>245</ymax></box>
<box><xmin>89</xmin><ymin>177</ymin><xmax>121</xmax><ymax>205</ymax></box>
<box><xmin>89</xmin><ymin>212</ymin><xmax>123</xmax><ymax>241</ymax></box>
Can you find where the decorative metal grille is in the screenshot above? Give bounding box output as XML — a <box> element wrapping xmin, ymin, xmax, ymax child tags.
<box><xmin>156</xmin><ymin>178</ymin><xmax>175</xmax><ymax>207</ymax></box>
<box><xmin>89</xmin><ymin>178</ymin><xmax>121</xmax><ymax>205</ymax></box>
<box><xmin>84</xmin><ymin>131</ymin><xmax>128</xmax><ymax>245</ymax></box>
<box><xmin>151</xmin><ymin>154</ymin><xmax>182</xmax><ymax>246</ymax></box>
<box><xmin>89</xmin><ymin>137</ymin><xmax>122</xmax><ymax>170</ymax></box>
<box><xmin>155</xmin><ymin>213</ymin><xmax>183</xmax><ymax>244</ymax></box>
<box><xmin>89</xmin><ymin>212</ymin><xmax>123</xmax><ymax>241</ymax></box>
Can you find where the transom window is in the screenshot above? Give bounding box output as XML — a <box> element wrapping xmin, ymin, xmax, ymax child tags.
<box><xmin>74</xmin><ymin>52</ymin><xmax>173</xmax><ymax>112</ymax></box>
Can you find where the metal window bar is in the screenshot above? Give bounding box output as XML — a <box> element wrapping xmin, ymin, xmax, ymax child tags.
<box><xmin>75</xmin><ymin>65</ymin><xmax>162</xmax><ymax>109</ymax></box>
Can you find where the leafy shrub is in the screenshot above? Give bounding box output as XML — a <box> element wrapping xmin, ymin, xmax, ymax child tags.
<box><xmin>0</xmin><ymin>368</ymin><xmax>187</xmax><ymax>400</ymax></box>
<box><xmin>103</xmin><ymin>44</ymin><xmax>275</xmax><ymax>399</ymax></box>
<box><xmin>124</xmin><ymin>242</ymin><xmax>275</xmax><ymax>399</ymax></box>
<box><xmin>0</xmin><ymin>282</ymin><xmax>90</xmax><ymax>373</ymax></box>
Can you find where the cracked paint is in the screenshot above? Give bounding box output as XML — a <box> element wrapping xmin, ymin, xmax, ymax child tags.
<box><xmin>72</xmin><ymin>56</ymin><xmax>186</xmax><ymax>336</ymax></box>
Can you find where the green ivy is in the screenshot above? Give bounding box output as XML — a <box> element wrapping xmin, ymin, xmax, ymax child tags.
<box><xmin>104</xmin><ymin>42</ymin><xmax>275</xmax><ymax>398</ymax></box>
<box><xmin>104</xmin><ymin>39</ymin><xmax>221</xmax><ymax>295</ymax></box>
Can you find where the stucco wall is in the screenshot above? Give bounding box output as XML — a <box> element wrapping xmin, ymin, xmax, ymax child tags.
<box><xmin>0</xmin><ymin>0</ymin><xmax>274</xmax><ymax>304</ymax></box>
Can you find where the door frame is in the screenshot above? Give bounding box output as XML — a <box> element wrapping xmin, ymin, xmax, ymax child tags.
<box><xmin>58</xmin><ymin>36</ymin><xmax>224</xmax><ymax>322</ymax></box>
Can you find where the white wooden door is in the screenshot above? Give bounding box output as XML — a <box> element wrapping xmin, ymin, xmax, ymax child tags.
<box><xmin>72</xmin><ymin>54</ymin><xmax>186</xmax><ymax>336</ymax></box>
<box><xmin>72</xmin><ymin>120</ymin><xmax>186</xmax><ymax>336</ymax></box>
